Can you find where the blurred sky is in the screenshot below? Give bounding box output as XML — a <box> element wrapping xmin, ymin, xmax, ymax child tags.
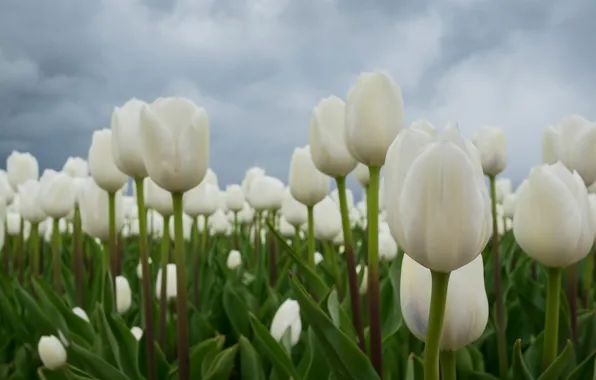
<box><xmin>1</xmin><ymin>0</ymin><xmax>595</xmax><ymax>196</ymax></box>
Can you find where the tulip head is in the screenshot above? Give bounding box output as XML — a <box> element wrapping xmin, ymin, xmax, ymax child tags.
<box><xmin>281</xmin><ymin>188</ymin><xmax>307</xmax><ymax>227</ymax></box>
<box><xmin>352</xmin><ymin>163</ymin><xmax>370</xmax><ymax>188</ymax></box>
<box><xmin>38</xmin><ymin>335</ymin><xmax>67</xmax><ymax>370</ymax></box>
<box><xmin>513</xmin><ymin>162</ymin><xmax>594</xmax><ymax>268</ymax></box>
<box><xmin>79</xmin><ymin>178</ymin><xmax>124</xmax><ymax>241</ymax></box>
<box><xmin>88</xmin><ymin>129</ymin><xmax>128</xmax><ymax>193</ymax></box>
<box><xmin>472</xmin><ymin>126</ymin><xmax>507</xmax><ymax>177</ymax></box>
<box><xmin>39</xmin><ymin>172</ymin><xmax>76</xmax><ymax>219</ymax></box>
<box><xmin>289</xmin><ymin>146</ymin><xmax>330</xmax><ymax>207</ymax></box>
<box><xmin>248</xmin><ymin>175</ymin><xmax>285</xmax><ymax>211</ymax></box>
<box><xmin>140</xmin><ymin>97</ymin><xmax>210</xmax><ymax>193</ymax></box>
<box><xmin>183</xmin><ymin>181</ymin><xmax>219</xmax><ymax>218</ymax></box>
<box><xmin>145</xmin><ymin>177</ymin><xmax>173</xmax><ymax>217</ymax></box>
<box><xmin>384</xmin><ymin>123</ymin><xmax>492</xmax><ymax>273</ymax></box>
<box><xmin>345</xmin><ymin>71</ymin><xmax>405</xmax><ymax>167</ymax></box>
<box><xmin>313</xmin><ymin>196</ymin><xmax>342</xmax><ymax>241</ymax></box>
<box><xmin>309</xmin><ymin>96</ymin><xmax>357</xmax><ymax>177</ymax></box>
<box><xmin>7</xmin><ymin>151</ymin><xmax>39</xmax><ymax>191</ymax></box>
<box><xmin>111</xmin><ymin>98</ymin><xmax>149</xmax><ymax>179</ymax></box>
<box><xmin>72</xmin><ymin>307</ymin><xmax>90</xmax><ymax>322</ymax></box>
<box><xmin>155</xmin><ymin>264</ymin><xmax>178</xmax><ymax>300</ymax></box>
<box><xmin>115</xmin><ymin>276</ymin><xmax>132</xmax><ymax>315</ymax></box>
<box><xmin>270</xmin><ymin>299</ymin><xmax>302</xmax><ymax>347</ymax></box>
<box><xmin>62</xmin><ymin>157</ymin><xmax>89</xmax><ymax>178</ymax></box>
<box><xmin>227</xmin><ymin>250</ymin><xmax>242</xmax><ymax>270</ymax></box>
<box><xmin>225</xmin><ymin>184</ymin><xmax>245</xmax><ymax>212</ymax></box>
<box><xmin>17</xmin><ymin>179</ymin><xmax>46</xmax><ymax>224</ymax></box>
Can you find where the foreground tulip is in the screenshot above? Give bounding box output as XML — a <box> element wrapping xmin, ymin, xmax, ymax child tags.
<box><xmin>88</xmin><ymin>129</ymin><xmax>128</xmax><ymax>193</ymax></box>
<box><xmin>513</xmin><ymin>162</ymin><xmax>594</xmax><ymax>368</ymax></box>
<box><xmin>270</xmin><ymin>299</ymin><xmax>302</xmax><ymax>347</ymax></box>
<box><xmin>281</xmin><ymin>188</ymin><xmax>307</xmax><ymax>227</ymax></box>
<box><xmin>6</xmin><ymin>151</ymin><xmax>39</xmax><ymax>191</ymax></box>
<box><xmin>384</xmin><ymin>123</ymin><xmax>491</xmax><ymax>380</ymax></box>
<box><xmin>543</xmin><ymin>114</ymin><xmax>596</xmax><ymax>186</ymax></box>
<box><xmin>472</xmin><ymin>126</ymin><xmax>507</xmax><ymax>177</ymax></box>
<box><xmin>18</xmin><ymin>180</ymin><xmax>46</xmax><ymax>224</ymax></box>
<box><xmin>40</xmin><ymin>172</ymin><xmax>76</xmax><ymax>219</ymax></box>
<box><xmin>289</xmin><ymin>146</ymin><xmax>329</xmax><ymax>207</ymax></box>
<box><xmin>111</xmin><ymin>98</ymin><xmax>149</xmax><ymax>179</ymax></box>
<box><xmin>38</xmin><ymin>335</ymin><xmax>67</xmax><ymax>370</ymax></box>
<box><xmin>140</xmin><ymin>97</ymin><xmax>210</xmax><ymax>380</ymax></box>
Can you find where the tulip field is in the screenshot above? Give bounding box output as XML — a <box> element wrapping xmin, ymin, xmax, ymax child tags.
<box><xmin>0</xmin><ymin>73</ymin><xmax>595</xmax><ymax>380</ymax></box>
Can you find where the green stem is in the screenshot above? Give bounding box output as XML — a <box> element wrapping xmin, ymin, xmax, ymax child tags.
<box><xmin>268</xmin><ymin>211</ymin><xmax>277</xmax><ymax>286</ymax></box>
<box><xmin>366</xmin><ymin>166</ymin><xmax>382</xmax><ymax>376</ymax></box>
<box><xmin>134</xmin><ymin>178</ymin><xmax>157</xmax><ymax>380</ymax></box>
<box><xmin>489</xmin><ymin>176</ymin><xmax>508</xmax><ymax>379</ymax></box>
<box><xmin>159</xmin><ymin>215</ymin><xmax>170</xmax><ymax>352</ymax></box>
<box><xmin>253</xmin><ymin>212</ymin><xmax>261</xmax><ymax>267</ymax></box>
<box><xmin>234</xmin><ymin>211</ymin><xmax>239</xmax><ymax>250</ymax></box>
<box><xmin>440</xmin><ymin>350</ymin><xmax>457</xmax><ymax>380</ymax></box>
<box><xmin>566</xmin><ymin>264</ymin><xmax>578</xmax><ymax>340</ymax></box>
<box><xmin>73</xmin><ymin>206</ymin><xmax>84</xmax><ymax>306</ymax></box>
<box><xmin>543</xmin><ymin>267</ymin><xmax>561</xmax><ymax>370</ymax></box>
<box><xmin>51</xmin><ymin>218</ymin><xmax>62</xmax><ymax>293</ymax></box>
<box><xmin>293</xmin><ymin>227</ymin><xmax>300</xmax><ymax>252</ymax></box>
<box><xmin>424</xmin><ymin>270</ymin><xmax>451</xmax><ymax>380</ymax></box>
<box><xmin>172</xmin><ymin>193</ymin><xmax>189</xmax><ymax>380</ymax></box>
<box><xmin>336</xmin><ymin>175</ymin><xmax>365</xmax><ymax>351</ymax></box>
<box><xmin>307</xmin><ymin>206</ymin><xmax>315</xmax><ymax>268</ymax></box>
<box><xmin>30</xmin><ymin>223</ymin><xmax>40</xmax><ymax>277</ymax></box>
<box><xmin>583</xmin><ymin>250</ymin><xmax>594</xmax><ymax>308</ymax></box>
<box><xmin>325</xmin><ymin>241</ymin><xmax>342</xmax><ymax>297</ymax></box>
<box><xmin>108</xmin><ymin>191</ymin><xmax>117</xmax><ymax>306</ymax></box>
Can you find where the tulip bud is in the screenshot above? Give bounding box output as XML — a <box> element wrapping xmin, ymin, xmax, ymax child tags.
<box><xmin>270</xmin><ymin>299</ymin><xmax>302</xmax><ymax>346</ymax></box>
<box><xmin>72</xmin><ymin>307</ymin><xmax>90</xmax><ymax>322</ymax></box>
<box><xmin>379</xmin><ymin>231</ymin><xmax>397</xmax><ymax>261</ymax></box>
<box><xmin>314</xmin><ymin>252</ymin><xmax>324</xmax><ymax>265</ymax></box>
<box><xmin>289</xmin><ymin>146</ymin><xmax>330</xmax><ymax>207</ymax></box>
<box><xmin>88</xmin><ymin>129</ymin><xmax>128</xmax><ymax>193</ymax></box>
<box><xmin>400</xmin><ymin>254</ymin><xmax>488</xmax><ymax>350</ymax></box>
<box><xmin>345</xmin><ymin>71</ymin><xmax>405</xmax><ymax>167</ymax></box>
<box><xmin>7</xmin><ymin>151</ymin><xmax>39</xmax><ymax>191</ymax></box>
<box><xmin>115</xmin><ymin>276</ymin><xmax>132</xmax><ymax>314</ymax></box>
<box><xmin>495</xmin><ymin>178</ymin><xmax>512</xmax><ymax>203</ymax></box>
<box><xmin>309</xmin><ymin>96</ymin><xmax>357</xmax><ymax>177</ymax></box>
<box><xmin>62</xmin><ymin>157</ymin><xmax>89</xmax><ymax>178</ymax></box>
<box><xmin>155</xmin><ymin>263</ymin><xmax>177</xmax><ymax>300</ymax></box>
<box><xmin>183</xmin><ymin>181</ymin><xmax>219</xmax><ymax>218</ymax></box>
<box><xmin>384</xmin><ymin>124</ymin><xmax>492</xmax><ymax>273</ymax></box>
<box><xmin>140</xmin><ymin>97</ymin><xmax>210</xmax><ymax>193</ymax></box>
<box><xmin>237</xmin><ymin>202</ymin><xmax>254</xmax><ymax>224</ymax></box>
<box><xmin>281</xmin><ymin>188</ymin><xmax>307</xmax><ymax>227</ymax></box>
<box><xmin>18</xmin><ymin>180</ymin><xmax>46</xmax><ymax>224</ymax></box>
<box><xmin>145</xmin><ymin>177</ymin><xmax>173</xmax><ymax>217</ymax></box>
<box><xmin>0</xmin><ymin>170</ymin><xmax>15</xmax><ymax>205</ymax></box>
<box><xmin>513</xmin><ymin>162</ymin><xmax>594</xmax><ymax>268</ymax></box>
<box><xmin>227</xmin><ymin>249</ymin><xmax>242</xmax><ymax>270</ymax></box>
<box><xmin>352</xmin><ymin>163</ymin><xmax>370</xmax><ymax>188</ymax></box>
<box><xmin>241</xmin><ymin>167</ymin><xmax>265</xmax><ymax>195</ymax></box>
<box><xmin>39</xmin><ymin>172</ymin><xmax>76</xmax><ymax>219</ymax></box>
<box><xmin>111</xmin><ymin>98</ymin><xmax>149</xmax><ymax>179</ymax></box>
<box><xmin>472</xmin><ymin>126</ymin><xmax>507</xmax><ymax>177</ymax></box>
<box><xmin>225</xmin><ymin>185</ymin><xmax>245</xmax><ymax>212</ymax></box>
<box><xmin>248</xmin><ymin>176</ymin><xmax>285</xmax><ymax>211</ymax></box>
<box><xmin>356</xmin><ymin>265</ymin><xmax>368</xmax><ymax>295</ymax></box>
<box><xmin>38</xmin><ymin>335</ymin><xmax>67</xmax><ymax>370</ymax></box>
<box><xmin>203</xmin><ymin>168</ymin><xmax>219</xmax><ymax>188</ymax></box>
<box><xmin>313</xmin><ymin>196</ymin><xmax>342</xmax><ymax>241</ymax></box>
<box><xmin>543</xmin><ymin>114</ymin><xmax>596</xmax><ymax>185</ymax></box>
<box><xmin>502</xmin><ymin>194</ymin><xmax>516</xmax><ymax>219</ymax></box>
<box><xmin>131</xmin><ymin>326</ymin><xmax>143</xmax><ymax>341</ymax></box>
<box><xmin>79</xmin><ymin>178</ymin><xmax>124</xmax><ymax>241</ymax></box>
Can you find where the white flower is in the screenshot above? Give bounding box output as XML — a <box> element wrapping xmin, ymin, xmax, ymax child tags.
<box><xmin>38</xmin><ymin>335</ymin><xmax>67</xmax><ymax>370</ymax></box>
<box><xmin>270</xmin><ymin>299</ymin><xmax>302</xmax><ymax>347</ymax></box>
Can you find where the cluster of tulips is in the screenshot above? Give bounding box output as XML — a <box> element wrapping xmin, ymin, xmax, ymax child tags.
<box><xmin>0</xmin><ymin>71</ymin><xmax>595</xmax><ymax>380</ymax></box>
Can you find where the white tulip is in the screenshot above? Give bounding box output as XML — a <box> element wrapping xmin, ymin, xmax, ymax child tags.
<box><xmin>62</xmin><ymin>157</ymin><xmax>89</xmax><ymax>178</ymax></box>
<box><xmin>79</xmin><ymin>179</ymin><xmax>124</xmax><ymax>241</ymax></box>
<box><xmin>111</xmin><ymin>98</ymin><xmax>149</xmax><ymax>179</ymax></box>
<box><xmin>289</xmin><ymin>146</ymin><xmax>330</xmax><ymax>207</ymax></box>
<box><xmin>39</xmin><ymin>172</ymin><xmax>76</xmax><ymax>219</ymax></box>
<box><xmin>18</xmin><ymin>180</ymin><xmax>46</xmax><ymax>224</ymax></box>
<box><xmin>502</xmin><ymin>194</ymin><xmax>516</xmax><ymax>219</ymax></box>
<box><xmin>313</xmin><ymin>196</ymin><xmax>342</xmax><ymax>241</ymax></box>
<box><xmin>281</xmin><ymin>188</ymin><xmax>307</xmax><ymax>227</ymax></box>
<box><xmin>155</xmin><ymin>264</ymin><xmax>177</xmax><ymax>300</ymax></box>
<box><xmin>225</xmin><ymin>185</ymin><xmax>245</xmax><ymax>212</ymax></box>
<box><xmin>115</xmin><ymin>276</ymin><xmax>132</xmax><ymax>314</ymax></box>
<box><xmin>88</xmin><ymin>129</ymin><xmax>128</xmax><ymax>193</ymax></box>
<box><xmin>270</xmin><ymin>299</ymin><xmax>302</xmax><ymax>347</ymax></box>
<box><xmin>352</xmin><ymin>163</ymin><xmax>370</xmax><ymax>188</ymax></box>
<box><xmin>384</xmin><ymin>123</ymin><xmax>492</xmax><ymax>273</ymax></box>
<box><xmin>6</xmin><ymin>151</ymin><xmax>39</xmax><ymax>190</ymax></box>
<box><xmin>183</xmin><ymin>182</ymin><xmax>219</xmax><ymax>218</ymax></box>
<box><xmin>131</xmin><ymin>326</ymin><xmax>143</xmax><ymax>341</ymax></box>
<box><xmin>241</xmin><ymin>167</ymin><xmax>265</xmax><ymax>195</ymax></box>
<box><xmin>227</xmin><ymin>250</ymin><xmax>242</xmax><ymax>270</ymax></box>
<box><xmin>0</xmin><ymin>170</ymin><xmax>15</xmax><ymax>204</ymax></box>
<box><xmin>248</xmin><ymin>176</ymin><xmax>285</xmax><ymax>211</ymax></box>
<box><xmin>495</xmin><ymin>178</ymin><xmax>512</xmax><ymax>203</ymax></box>
<box><xmin>314</xmin><ymin>252</ymin><xmax>324</xmax><ymax>265</ymax></box>
<box><xmin>72</xmin><ymin>307</ymin><xmax>89</xmax><ymax>322</ymax></box>
<box><xmin>203</xmin><ymin>168</ymin><xmax>219</xmax><ymax>188</ymax></box>
<box><xmin>379</xmin><ymin>232</ymin><xmax>397</xmax><ymax>261</ymax></box>
<box><xmin>37</xmin><ymin>335</ymin><xmax>67</xmax><ymax>370</ymax></box>
<box><xmin>514</xmin><ymin>162</ymin><xmax>594</xmax><ymax>268</ymax></box>
<box><xmin>472</xmin><ymin>126</ymin><xmax>507</xmax><ymax>177</ymax></box>
<box><xmin>400</xmin><ymin>254</ymin><xmax>489</xmax><ymax>350</ymax></box>
<box><xmin>145</xmin><ymin>177</ymin><xmax>173</xmax><ymax>217</ymax></box>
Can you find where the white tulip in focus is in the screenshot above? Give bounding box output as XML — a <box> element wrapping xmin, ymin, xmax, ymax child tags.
<box><xmin>38</xmin><ymin>335</ymin><xmax>67</xmax><ymax>370</ymax></box>
<box><xmin>289</xmin><ymin>146</ymin><xmax>330</xmax><ymax>206</ymax></box>
<box><xmin>226</xmin><ymin>185</ymin><xmax>245</xmax><ymax>212</ymax></box>
<box><xmin>270</xmin><ymin>299</ymin><xmax>302</xmax><ymax>346</ymax></box>
<box><xmin>495</xmin><ymin>178</ymin><xmax>512</xmax><ymax>203</ymax></box>
<box><xmin>248</xmin><ymin>176</ymin><xmax>285</xmax><ymax>211</ymax></box>
<box><xmin>400</xmin><ymin>254</ymin><xmax>488</xmax><ymax>350</ymax></box>
<box><xmin>309</xmin><ymin>96</ymin><xmax>357</xmax><ymax>177</ymax></box>
<box><xmin>281</xmin><ymin>188</ymin><xmax>307</xmax><ymax>227</ymax></box>
<box><xmin>115</xmin><ymin>276</ymin><xmax>132</xmax><ymax>314</ymax></box>
<box><xmin>18</xmin><ymin>180</ymin><xmax>46</xmax><ymax>224</ymax></box>
<box><xmin>313</xmin><ymin>196</ymin><xmax>342</xmax><ymax>241</ymax></box>
<box><xmin>345</xmin><ymin>71</ymin><xmax>405</xmax><ymax>167</ymax></box>
<box><xmin>384</xmin><ymin>124</ymin><xmax>492</xmax><ymax>273</ymax></box>
<box><xmin>88</xmin><ymin>129</ymin><xmax>129</xmax><ymax>193</ymax></box>
<box><xmin>131</xmin><ymin>326</ymin><xmax>143</xmax><ymax>341</ymax></box>
<box><xmin>39</xmin><ymin>172</ymin><xmax>76</xmax><ymax>219</ymax></box>
<box><xmin>513</xmin><ymin>162</ymin><xmax>594</xmax><ymax>268</ymax></box>
<box><xmin>79</xmin><ymin>179</ymin><xmax>124</xmax><ymax>241</ymax></box>
<box><xmin>7</xmin><ymin>151</ymin><xmax>39</xmax><ymax>190</ymax></box>
<box><xmin>379</xmin><ymin>232</ymin><xmax>398</xmax><ymax>261</ymax></box>
<box><xmin>72</xmin><ymin>307</ymin><xmax>90</xmax><ymax>322</ymax></box>
<box><xmin>183</xmin><ymin>182</ymin><xmax>219</xmax><ymax>218</ymax></box>
<box><xmin>62</xmin><ymin>157</ymin><xmax>89</xmax><ymax>178</ymax></box>
<box><xmin>140</xmin><ymin>97</ymin><xmax>210</xmax><ymax>193</ymax></box>
<box><xmin>543</xmin><ymin>115</ymin><xmax>596</xmax><ymax>185</ymax></box>
<box><xmin>472</xmin><ymin>126</ymin><xmax>507</xmax><ymax>177</ymax></box>
<box><xmin>314</xmin><ymin>252</ymin><xmax>324</xmax><ymax>265</ymax></box>
<box><xmin>145</xmin><ymin>177</ymin><xmax>173</xmax><ymax>217</ymax></box>
<box><xmin>227</xmin><ymin>250</ymin><xmax>242</xmax><ymax>270</ymax></box>
<box><xmin>155</xmin><ymin>264</ymin><xmax>177</xmax><ymax>300</ymax></box>
<box><xmin>241</xmin><ymin>167</ymin><xmax>265</xmax><ymax>195</ymax></box>
<box><xmin>352</xmin><ymin>163</ymin><xmax>370</xmax><ymax>188</ymax></box>
<box><xmin>111</xmin><ymin>98</ymin><xmax>149</xmax><ymax>179</ymax></box>
<box><xmin>502</xmin><ymin>194</ymin><xmax>516</xmax><ymax>219</ymax></box>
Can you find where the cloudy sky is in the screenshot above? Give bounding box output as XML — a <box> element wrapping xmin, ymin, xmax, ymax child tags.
<box><xmin>0</xmin><ymin>0</ymin><xmax>594</xmax><ymax>191</ymax></box>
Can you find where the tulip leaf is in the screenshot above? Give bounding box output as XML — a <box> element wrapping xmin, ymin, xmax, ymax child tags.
<box><xmin>93</xmin><ymin>304</ymin><xmax>122</xmax><ymax>370</ymax></box>
<box><xmin>188</xmin><ymin>335</ymin><xmax>225</xmax><ymax>380</ymax></box>
<box><xmin>0</xmin><ymin>280</ymin><xmax>31</xmax><ymax>342</ymax></box>
<box><xmin>303</xmin><ymin>328</ymin><xmax>331</xmax><ymax>379</ymax></box>
<box><xmin>248</xmin><ymin>313</ymin><xmax>302</xmax><ymax>380</ymax></box>
<box><xmin>289</xmin><ymin>276</ymin><xmax>380</xmax><ymax>380</ymax></box>
<box><xmin>239</xmin><ymin>336</ymin><xmax>266</xmax><ymax>380</ymax></box>
<box><xmin>565</xmin><ymin>349</ymin><xmax>596</xmax><ymax>380</ymax></box>
<box><xmin>222</xmin><ymin>281</ymin><xmax>251</xmax><ymax>338</ymax></box>
<box><xmin>203</xmin><ymin>344</ymin><xmax>239</xmax><ymax>380</ymax></box>
<box><xmin>405</xmin><ymin>354</ymin><xmax>415</xmax><ymax>380</ymax></box>
<box><xmin>13</xmin><ymin>285</ymin><xmax>58</xmax><ymax>337</ymax></box>
<box><xmin>138</xmin><ymin>333</ymin><xmax>170</xmax><ymax>380</ymax></box>
<box><xmin>512</xmin><ymin>339</ymin><xmax>536</xmax><ymax>380</ymax></box>
<box><xmin>106</xmin><ymin>314</ymin><xmax>143</xmax><ymax>380</ymax></box>
<box><xmin>327</xmin><ymin>289</ymin><xmax>341</xmax><ymax>328</ymax></box>
<box><xmin>537</xmin><ymin>340</ymin><xmax>573</xmax><ymax>380</ymax></box>
<box><xmin>68</xmin><ymin>342</ymin><xmax>131</xmax><ymax>380</ymax></box>
<box><xmin>266</xmin><ymin>221</ymin><xmax>329</xmax><ymax>300</ymax></box>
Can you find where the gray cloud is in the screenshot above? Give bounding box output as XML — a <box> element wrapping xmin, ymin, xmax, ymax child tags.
<box><xmin>0</xmin><ymin>0</ymin><xmax>594</xmax><ymax>193</ymax></box>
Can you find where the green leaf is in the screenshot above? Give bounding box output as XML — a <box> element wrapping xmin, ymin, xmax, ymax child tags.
<box><xmin>14</xmin><ymin>285</ymin><xmax>58</xmax><ymax>337</ymax></box>
<box><xmin>138</xmin><ymin>334</ymin><xmax>170</xmax><ymax>380</ymax></box>
<box><xmin>405</xmin><ymin>354</ymin><xmax>415</xmax><ymax>380</ymax></box>
<box><xmin>222</xmin><ymin>282</ymin><xmax>251</xmax><ymax>337</ymax></box>
<box><xmin>248</xmin><ymin>314</ymin><xmax>301</xmax><ymax>380</ymax></box>
<box><xmin>106</xmin><ymin>314</ymin><xmax>143</xmax><ymax>380</ymax></box>
<box><xmin>565</xmin><ymin>349</ymin><xmax>596</xmax><ymax>380</ymax></box>
<box><xmin>513</xmin><ymin>339</ymin><xmax>535</xmax><ymax>380</ymax></box>
<box><xmin>538</xmin><ymin>340</ymin><xmax>573</xmax><ymax>380</ymax></box>
<box><xmin>381</xmin><ymin>259</ymin><xmax>403</xmax><ymax>343</ymax></box>
<box><xmin>289</xmin><ymin>277</ymin><xmax>380</xmax><ymax>380</ymax></box>
<box><xmin>68</xmin><ymin>342</ymin><xmax>131</xmax><ymax>380</ymax></box>
<box><xmin>203</xmin><ymin>344</ymin><xmax>238</xmax><ymax>380</ymax></box>
<box><xmin>327</xmin><ymin>289</ymin><xmax>341</xmax><ymax>328</ymax></box>
<box><xmin>303</xmin><ymin>328</ymin><xmax>330</xmax><ymax>379</ymax></box>
<box><xmin>93</xmin><ymin>304</ymin><xmax>122</xmax><ymax>369</ymax></box>
<box><xmin>188</xmin><ymin>335</ymin><xmax>225</xmax><ymax>380</ymax></box>
<box><xmin>266</xmin><ymin>221</ymin><xmax>329</xmax><ymax>299</ymax></box>
<box><xmin>239</xmin><ymin>336</ymin><xmax>265</xmax><ymax>380</ymax></box>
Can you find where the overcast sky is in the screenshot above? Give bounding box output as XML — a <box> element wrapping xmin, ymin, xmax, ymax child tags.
<box><xmin>1</xmin><ymin>0</ymin><xmax>594</xmax><ymax>191</ymax></box>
